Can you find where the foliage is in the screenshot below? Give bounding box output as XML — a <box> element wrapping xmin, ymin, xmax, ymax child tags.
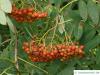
<box><xmin>0</xmin><ymin>0</ymin><xmax>100</xmax><ymax>75</ymax></box>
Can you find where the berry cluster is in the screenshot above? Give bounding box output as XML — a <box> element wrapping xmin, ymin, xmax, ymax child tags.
<box><xmin>22</xmin><ymin>41</ymin><xmax>84</xmax><ymax>62</ymax></box>
<box><xmin>10</xmin><ymin>5</ymin><xmax>47</xmax><ymax>22</ymax></box>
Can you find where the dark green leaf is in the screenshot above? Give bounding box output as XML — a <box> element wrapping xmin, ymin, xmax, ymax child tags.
<box><xmin>0</xmin><ymin>48</ymin><xmax>10</xmax><ymax>58</ymax></box>
<box><xmin>84</xmin><ymin>30</ymin><xmax>96</xmax><ymax>43</ymax></box>
<box><xmin>57</xmin><ymin>61</ymin><xmax>75</xmax><ymax>75</ymax></box>
<box><xmin>0</xmin><ymin>61</ymin><xmax>12</xmax><ymax>73</ymax></box>
<box><xmin>87</xmin><ymin>0</ymin><xmax>99</xmax><ymax>24</ymax></box>
<box><xmin>95</xmin><ymin>48</ymin><xmax>100</xmax><ymax>64</ymax></box>
<box><xmin>0</xmin><ymin>35</ymin><xmax>2</xmax><ymax>44</ymax></box>
<box><xmin>7</xmin><ymin>73</ymin><xmax>14</xmax><ymax>75</ymax></box>
<box><xmin>85</xmin><ymin>35</ymin><xmax>100</xmax><ymax>51</ymax></box>
<box><xmin>74</xmin><ymin>22</ymin><xmax>83</xmax><ymax>40</ymax></box>
<box><xmin>79</xmin><ymin>0</ymin><xmax>88</xmax><ymax>21</ymax></box>
<box><xmin>50</xmin><ymin>0</ymin><xmax>62</xmax><ymax>6</ymax></box>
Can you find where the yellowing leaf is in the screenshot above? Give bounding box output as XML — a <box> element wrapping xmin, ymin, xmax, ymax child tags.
<box><xmin>58</xmin><ymin>16</ymin><xmax>65</xmax><ymax>34</ymax></box>
<box><xmin>0</xmin><ymin>10</ymin><xmax>7</xmax><ymax>25</ymax></box>
<box><xmin>0</xmin><ymin>0</ymin><xmax>12</xmax><ymax>13</ymax></box>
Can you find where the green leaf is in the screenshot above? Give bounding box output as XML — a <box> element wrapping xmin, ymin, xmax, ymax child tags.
<box><xmin>85</xmin><ymin>35</ymin><xmax>100</xmax><ymax>51</ymax></box>
<box><xmin>81</xmin><ymin>20</ymin><xmax>96</xmax><ymax>44</ymax></box>
<box><xmin>96</xmin><ymin>48</ymin><xmax>100</xmax><ymax>64</ymax></box>
<box><xmin>79</xmin><ymin>0</ymin><xmax>88</xmax><ymax>21</ymax></box>
<box><xmin>50</xmin><ymin>0</ymin><xmax>62</xmax><ymax>6</ymax></box>
<box><xmin>0</xmin><ymin>0</ymin><xmax>12</xmax><ymax>13</ymax></box>
<box><xmin>87</xmin><ymin>0</ymin><xmax>99</xmax><ymax>24</ymax></box>
<box><xmin>0</xmin><ymin>49</ymin><xmax>9</xmax><ymax>59</ymax></box>
<box><xmin>46</xmin><ymin>61</ymin><xmax>61</xmax><ymax>75</ymax></box>
<box><xmin>0</xmin><ymin>35</ymin><xmax>2</xmax><ymax>44</ymax></box>
<box><xmin>74</xmin><ymin>22</ymin><xmax>83</xmax><ymax>40</ymax></box>
<box><xmin>7</xmin><ymin>73</ymin><xmax>14</xmax><ymax>75</ymax></box>
<box><xmin>57</xmin><ymin>62</ymin><xmax>75</xmax><ymax>75</ymax></box>
<box><xmin>83</xmin><ymin>29</ymin><xmax>96</xmax><ymax>43</ymax></box>
<box><xmin>0</xmin><ymin>10</ymin><xmax>6</xmax><ymax>25</ymax></box>
<box><xmin>0</xmin><ymin>61</ymin><xmax>12</xmax><ymax>73</ymax></box>
<box><xmin>6</xmin><ymin>16</ymin><xmax>15</xmax><ymax>33</ymax></box>
<box><xmin>0</xmin><ymin>42</ymin><xmax>15</xmax><ymax>61</ymax></box>
<box><xmin>57</xmin><ymin>67</ymin><xmax>74</xmax><ymax>75</ymax></box>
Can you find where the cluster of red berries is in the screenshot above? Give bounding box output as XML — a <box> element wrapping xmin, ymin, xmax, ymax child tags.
<box><xmin>10</xmin><ymin>5</ymin><xmax>47</xmax><ymax>22</ymax></box>
<box><xmin>22</xmin><ymin>41</ymin><xmax>84</xmax><ymax>62</ymax></box>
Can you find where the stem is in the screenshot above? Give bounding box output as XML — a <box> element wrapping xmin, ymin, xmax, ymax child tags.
<box><xmin>50</xmin><ymin>17</ymin><xmax>58</xmax><ymax>47</ymax></box>
<box><xmin>39</xmin><ymin>26</ymin><xmax>56</xmax><ymax>44</ymax></box>
<box><xmin>18</xmin><ymin>57</ymin><xmax>48</xmax><ymax>74</ymax></box>
<box><xmin>14</xmin><ymin>25</ymin><xmax>20</xmax><ymax>75</ymax></box>
<box><xmin>7</xmin><ymin>16</ymin><xmax>20</xmax><ymax>75</ymax></box>
<box><xmin>64</xmin><ymin>31</ymin><xmax>73</xmax><ymax>45</ymax></box>
<box><xmin>24</xmin><ymin>26</ymin><xmax>33</xmax><ymax>38</ymax></box>
<box><xmin>15</xmin><ymin>37</ymin><xmax>20</xmax><ymax>75</ymax></box>
<box><xmin>58</xmin><ymin>19</ymin><xmax>72</xmax><ymax>25</ymax></box>
<box><xmin>60</xmin><ymin>0</ymin><xmax>78</xmax><ymax>12</ymax></box>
